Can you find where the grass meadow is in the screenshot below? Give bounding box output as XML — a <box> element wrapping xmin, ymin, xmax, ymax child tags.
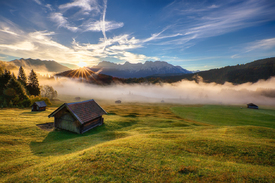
<box><xmin>0</xmin><ymin>99</ymin><xmax>275</xmax><ymax>182</ymax></box>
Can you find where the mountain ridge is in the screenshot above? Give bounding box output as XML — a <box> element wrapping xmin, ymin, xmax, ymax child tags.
<box><xmin>90</xmin><ymin>61</ymin><xmax>191</xmax><ymax>78</ymax></box>
<box><xmin>148</xmin><ymin>57</ymin><xmax>275</xmax><ymax>84</ymax></box>
<box><xmin>9</xmin><ymin>58</ymin><xmax>70</xmax><ymax>73</ymax></box>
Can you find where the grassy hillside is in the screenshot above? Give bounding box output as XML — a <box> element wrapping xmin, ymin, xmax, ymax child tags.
<box><xmin>0</xmin><ymin>102</ymin><xmax>275</xmax><ymax>182</ymax></box>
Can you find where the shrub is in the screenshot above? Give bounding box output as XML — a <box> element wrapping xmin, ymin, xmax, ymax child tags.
<box><xmin>29</xmin><ymin>96</ymin><xmax>52</xmax><ymax>106</ymax></box>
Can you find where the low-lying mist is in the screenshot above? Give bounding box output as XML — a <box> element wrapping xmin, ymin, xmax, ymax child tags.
<box><xmin>41</xmin><ymin>76</ymin><xmax>275</xmax><ymax>106</ymax></box>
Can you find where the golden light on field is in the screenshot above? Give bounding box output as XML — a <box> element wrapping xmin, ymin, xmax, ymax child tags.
<box><xmin>77</xmin><ymin>62</ymin><xmax>87</xmax><ymax>68</ymax></box>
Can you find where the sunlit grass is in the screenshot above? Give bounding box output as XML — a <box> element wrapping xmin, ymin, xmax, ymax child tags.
<box><xmin>0</xmin><ymin>102</ymin><xmax>275</xmax><ymax>182</ymax></box>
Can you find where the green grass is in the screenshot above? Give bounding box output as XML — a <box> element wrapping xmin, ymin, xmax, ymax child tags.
<box><xmin>0</xmin><ymin>102</ymin><xmax>275</xmax><ymax>182</ymax></box>
<box><xmin>171</xmin><ymin>105</ymin><xmax>275</xmax><ymax>128</ymax></box>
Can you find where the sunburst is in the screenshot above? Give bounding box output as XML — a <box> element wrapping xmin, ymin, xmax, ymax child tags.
<box><xmin>77</xmin><ymin>62</ymin><xmax>87</xmax><ymax>68</ymax></box>
<box><xmin>65</xmin><ymin>67</ymin><xmax>100</xmax><ymax>83</ymax></box>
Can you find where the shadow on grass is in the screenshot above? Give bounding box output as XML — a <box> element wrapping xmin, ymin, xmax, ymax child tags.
<box><xmin>123</xmin><ymin>113</ymin><xmax>139</xmax><ymax>117</ymax></box>
<box><xmin>20</xmin><ymin>111</ymin><xmax>45</xmax><ymax>115</ymax></box>
<box><xmin>30</xmin><ymin>119</ymin><xmax>137</xmax><ymax>157</ymax></box>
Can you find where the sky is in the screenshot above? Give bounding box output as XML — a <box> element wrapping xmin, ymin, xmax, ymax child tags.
<box><xmin>0</xmin><ymin>0</ymin><xmax>275</xmax><ymax>71</ymax></box>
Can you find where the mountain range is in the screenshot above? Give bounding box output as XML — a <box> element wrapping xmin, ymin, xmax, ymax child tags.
<box><xmin>90</xmin><ymin>61</ymin><xmax>191</xmax><ymax>78</ymax></box>
<box><xmin>9</xmin><ymin>58</ymin><xmax>70</xmax><ymax>73</ymax></box>
<box><xmin>150</xmin><ymin>57</ymin><xmax>275</xmax><ymax>84</ymax></box>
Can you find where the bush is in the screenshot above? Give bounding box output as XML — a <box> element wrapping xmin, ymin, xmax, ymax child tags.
<box><xmin>19</xmin><ymin>99</ymin><xmax>31</xmax><ymax>108</ymax></box>
<box><xmin>29</xmin><ymin>96</ymin><xmax>52</xmax><ymax>106</ymax></box>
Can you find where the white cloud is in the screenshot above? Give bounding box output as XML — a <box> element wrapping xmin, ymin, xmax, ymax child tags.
<box><xmin>59</xmin><ymin>0</ymin><xmax>100</xmax><ymax>14</ymax></box>
<box><xmin>33</xmin><ymin>0</ymin><xmax>42</xmax><ymax>5</ymax></box>
<box><xmin>116</xmin><ymin>51</ymin><xmax>158</xmax><ymax>63</ymax></box>
<box><xmin>45</xmin><ymin>4</ymin><xmax>53</xmax><ymax>11</ymax></box>
<box><xmin>84</xmin><ymin>20</ymin><xmax>124</xmax><ymax>32</ymax></box>
<box><xmin>0</xmin><ymin>27</ymin><xmax>18</xmax><ymax>36</ymax></box>
<box><xmin>245</xmin><ymin>38</ymin><xmax>275</xmax><ymax>52</ymax></box>
<box><xmin>0</xmin><ymin>41</ymin><xmax>36</xmax><ymax>51</ymax></box>
<box><xmin>50</xmin><ymin>13</ymin><xmax>78</xmax><ymax>32</ymax></box>
<box><xmin>161</xmin><ymin>0</ymin><xmax>275</xmax><ymax>48</ymax></box>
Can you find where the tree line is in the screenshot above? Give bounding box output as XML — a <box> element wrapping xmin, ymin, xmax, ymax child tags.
<box><xmin>0</xmin><ymin>66</ymin><xmax>57</xmax><ymax>108</ymax></box>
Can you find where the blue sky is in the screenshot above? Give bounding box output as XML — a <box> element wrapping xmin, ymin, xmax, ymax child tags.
<box><xmin>0</xmin><ymin>0</ymin><xmax>275</xmax><ymax>70</ymax></box>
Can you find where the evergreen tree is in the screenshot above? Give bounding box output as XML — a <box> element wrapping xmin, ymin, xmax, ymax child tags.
<box><xmin>27</xmin><ymin>69</ymin><xmax>40</xmax><ymax>96</ymax></box>
<box><xmin>11</xmin><ymin>72</ymin><xmax>16</xmax><ymax>79</ymax></box>
<box><xmin>0</xmin><ymin>69</ymin><xmax>12</xmax><ymax>94</ymax></box>
<box><xmin>17</xmin><ymin>66</ymin><xmax>27</xmax><ymax>86</ymax></box>
<box><xmin>4</xmin><ymin>77</ymin><xmax>30</xmax><ymax>106</ymax></box>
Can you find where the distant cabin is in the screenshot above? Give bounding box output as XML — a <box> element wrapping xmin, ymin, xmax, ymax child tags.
<box><xmin>32</xmin><ymin>101</ymin><xmax>47</xmax><ymax>111</ymax></box>
<box><xmin>247</xmin><ymin>103</ymin><xmax>259</xmax><ymax>109</ymax></box>
<box><xmin>48</xmin><ymin>99</ymin><xmax>107</xmax><ymax>134</ymax></box>
<box><xmin>75</xmin><ymin>97</ymin><xmax>81</xmax><ymax>101</ymax></box>
<box><xmin>115</xmin><ymin>100</ymin><xmax>121</xmax><ymax>104</ymax></box>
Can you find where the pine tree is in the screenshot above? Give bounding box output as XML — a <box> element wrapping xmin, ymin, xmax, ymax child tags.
<box><xmin>27</xmin><ymin>69</ymin><xmax>40</xmax><ymax>96</ymax></box>
<box><xmin>11</xmin><ymin>72</ymin><xmax>16</xmax><ymax>79</ymax></box>
<box><xmin>17</xmin><ymin>66</ymin><xmax>27</xmax><ymax>86</ymax></box>
<box><xmin>5</xmin><ymin>77</ymin><xmax>30</xmax><ymax>106</ymax></box>
<box><xmin>0</xmin><ymin>69</ymin><xmax>12</xmax><ymax>94</ymax></box>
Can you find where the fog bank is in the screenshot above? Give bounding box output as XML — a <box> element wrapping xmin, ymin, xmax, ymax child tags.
<box><xmin>42</xmin><ymin>77</ymin><xmax>275</xmax><ymax>106</ymax></box>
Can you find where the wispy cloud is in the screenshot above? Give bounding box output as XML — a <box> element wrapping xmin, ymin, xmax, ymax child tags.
<box><xmin>84</xmin><ymin>20</ymin><xmax>123</xmax><ymax>32</ymax></box>
<box><xmin>101</xmin><ymin>0</ymin><xmax>107</xmax><ymax>45</ymax></box>
<box><xmin>114</xmin><ymin>51</ymin><xmax>158</xmax><ymax>63</ymax></box>
<box><xmin>50</xmin><ymin>13</ymin><xmax>78</xmax><ymax>32</ymax></box>
<box><xmin>161</xmin><ymin>0</ymin><xmax>275</xmax><ymax>47</ymax></box>
<box><xmin>59</xmin><ymin>0</ymin><xmax>100</xmax><ymax>14</ymax></box>
<box><xmin>0</xmin><ymin>20</ymin><xmax>160</xmax><ymax>65</ymax></box>
<box><xmin>231</xmin><ymin>37</ymin><xmax>275</xmax><ymax>59</ymax></box>
<box><xmin>0</xmin><ymin>27</ymin><xmax>18</xmax><ymax>36</ymax></box>
<box><xmin>33</xmin><ymin>0</ymin><xmax>42</xmax><ymax>5</ymax></box>
<box><xmin>0</xmin><ymin>41</ymin><xmax>36</xmax><ymax>51</ymax></box>
<box><xmin>245</xmin><ymin>38</ymin><xmax>275</xmax><ymax>52</ymax></box>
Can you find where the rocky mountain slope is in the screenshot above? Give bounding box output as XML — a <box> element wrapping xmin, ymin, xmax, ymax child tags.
<box><xmin>90</xmin><ymin>61</ymin><xmax>191</xmax><ymax>78</ymax></box>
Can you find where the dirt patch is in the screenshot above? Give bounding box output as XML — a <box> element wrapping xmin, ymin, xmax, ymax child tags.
<box><xmin>36</xmin><ymin>123</ymin><xmax>54</xmax><ymax>131</ymax></box>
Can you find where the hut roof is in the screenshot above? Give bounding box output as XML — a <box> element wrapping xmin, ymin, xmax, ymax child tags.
<box><xmin>247</xmin><ymin>103</ymin><xmax>258</xmax><ymax>107</ymax></box>
<box><xmin>33</xmin><ymin>101</ymin><xmax>47</xmax><ymax>107</ymax></box>
<box><xmin>48</xmin><ymin>99</ymin><xmax>107</xmax><ymax>124</ymax></box>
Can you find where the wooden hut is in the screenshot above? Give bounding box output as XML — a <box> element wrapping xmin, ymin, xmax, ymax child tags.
<box><xmin>247</xmin><ymin>103</ymin><xmax>259</xmax><ymax>109</ymax></box>
<box><xmin>32</xmin><ymin>101</ymin><xmax>47</xmax><ymax>111</ymax></box>
<box><xmin>48</xmin><ymin>99</ymin><xmax>107</xmax><ymax>134</ymax></box>
<box><xmin>115</xmin><ymin>100</ymin><xmax>121</xmax><ymax>104</ymax></box>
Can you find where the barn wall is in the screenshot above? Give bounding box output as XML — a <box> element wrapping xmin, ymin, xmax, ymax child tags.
<box><xmin>32</xmin><ymin>105</ymin><xmax>46</xmax><ymax>111</ymax></box>
<box><xmin>54</xmin><ymin>107</ymin><xmax>81</xmax><ymax>134</ymax></box>
<box><xmin>81</xmin><ymin>116</ymin><xmax>103</xmax><ymax>134</ymax></box>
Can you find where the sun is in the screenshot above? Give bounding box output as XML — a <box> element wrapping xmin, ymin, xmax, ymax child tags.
<box><xmin>77</xmin><ymin>62</ymin><xmax>87</xmax><ymax>68</ymax></box>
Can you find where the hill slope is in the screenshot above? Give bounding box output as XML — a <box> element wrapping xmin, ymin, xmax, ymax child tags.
<box><xmin>55</xmin><ymin>67</ymin><xmax>124</xmax><ymax>85</ymax></box>
<box><xmin>151</xmin><ymin>57</ymin><xmax>275</xmax><ymax>84</ymax></box>
<box><xmin>90</xmin><ymin>61</ymin><xmax>191</xmax><ymax>78</ymax></box>
<box><xmin>10</xmin><ymin>58</ymin><xmax>70</xmax><ymax>73</ymax></box>
<box><xmin>0</xmin><ymin>103</ymin><xmax>275</xmax><ymax>182</ymax></box>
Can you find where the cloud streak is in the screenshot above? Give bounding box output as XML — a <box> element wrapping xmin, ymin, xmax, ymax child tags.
<box><xmin>161</xmin><ymin>0</ymin><xmax>275</xmax><ymax>47</ymax></box>
<box><xmin>50</xmin><ymin>13</ymin><xmax>78</xmax><ymax>32</ymax></box>
<box><xmin>59</xmin><ymin>0</ymin><xmax>100</xmax><ymax>14</ymax></box>
<box><xmin>245</xmin><ymin>38</ymin><xmax>275</xmax><ymax>52</ymax></box>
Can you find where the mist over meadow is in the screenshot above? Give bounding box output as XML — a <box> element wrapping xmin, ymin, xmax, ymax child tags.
<box><xmin>42</xmin><ymin>76</ymin><xmax>275</xmax><ymax>106</ymax></box>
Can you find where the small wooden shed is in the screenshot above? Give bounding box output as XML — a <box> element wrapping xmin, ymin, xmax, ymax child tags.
<box><xmin>115</xmin><ymin>100</ymin><xmax>121</xmax><ymax>104</ymax></box>
<box><xmin>48</xmin><ymin>99</ymin><xmax>107</xmax><ymax>134</ymax></box>
<box><xmin>247</xmin><ymin>103</ymin><xmax>259</xmax><ymax>109</ymax></box>
<box><xmin>32</xmin><ymin>101</ymin><xmax>47</xmax><ymax>111</ymax></box>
